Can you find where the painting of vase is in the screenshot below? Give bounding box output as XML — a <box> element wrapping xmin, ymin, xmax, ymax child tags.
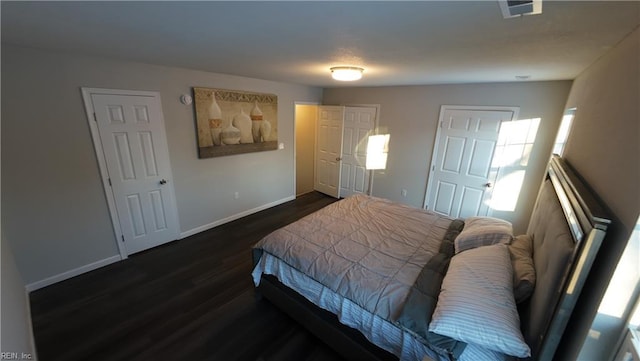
<box><xmin>193</xmin><ymin>87</ymin><xmax>278</xmax><ymax>158</ymax></box>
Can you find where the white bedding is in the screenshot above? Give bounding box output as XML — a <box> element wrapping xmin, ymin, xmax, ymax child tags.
<box><xmin>252</xmin><ymin>252</ymin><xmax>442</xmax><ymax>361</ymax></box>
<box><xmin>252</xmin><ymin>253</ymin><xmax>512</xmax><ymax>361</ymax></box>
<box><xmin>253</xmin><ymin>194</ymin><xmax>451</xmax><ymax>321</ymax></box>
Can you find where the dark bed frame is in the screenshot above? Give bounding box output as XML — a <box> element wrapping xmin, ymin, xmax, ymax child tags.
<box><xmin>255</xmin><ymin>155</ymin><xmax>610</xmax><ymax>361</ymax></box>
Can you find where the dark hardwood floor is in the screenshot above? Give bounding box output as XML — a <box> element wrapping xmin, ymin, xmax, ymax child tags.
<box><xmin>30</xmin><ymin>192</ymin><xmax>345</xmax><ymax>361</ymax></box>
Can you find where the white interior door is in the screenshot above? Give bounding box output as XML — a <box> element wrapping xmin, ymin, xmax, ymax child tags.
<box><xmin>340</xmin><ymin>106</ymin><xmax>376</xmax><ymax>198</ymax></box>
<box><xmin>424</xmin><ymin>106</ymin><xmax>518</xmax><ymax>218</ymax></box>
<box><xmin>86</xmin><ymin>89</ymin><xmax>180</xmax><ymax>255</ymax></box>
<box><xmin>315</xmin><ymin>106</ymin><xmax>344</xmax><ymax>198</ymax></box>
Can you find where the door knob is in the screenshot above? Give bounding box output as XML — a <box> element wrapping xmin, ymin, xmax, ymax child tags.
<box><xmin>484</xmin><ymin>182</ymin><xmax>492</xmax><ymax>188</ymax></box>
<box><xmin>336</xmin><ymin>157</ymin><xmax>342</xmax><ymax>161</ymax></box>
<box><xmin>159</xmin><ymin>179</ymin><xmax>167</xmax><ymax>185</ymax></box>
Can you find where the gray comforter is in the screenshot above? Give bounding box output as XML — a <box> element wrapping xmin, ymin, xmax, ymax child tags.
<box><xmin>253</xmin><ymin>194</ymin><xmax>453</xmax><ymax>321</ymax></box>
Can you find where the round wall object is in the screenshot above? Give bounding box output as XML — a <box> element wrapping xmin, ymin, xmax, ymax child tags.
<box><xmin>180</xmin><ymin>94</ymin><xmax>193</xmax><ymax>105</ymax></box>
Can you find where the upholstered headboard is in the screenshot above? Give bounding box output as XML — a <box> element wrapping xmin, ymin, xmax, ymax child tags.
<box><xmin>520</xmin><ymin>156</ymin><xmax>610</xmax><ymax>360</ymax></box>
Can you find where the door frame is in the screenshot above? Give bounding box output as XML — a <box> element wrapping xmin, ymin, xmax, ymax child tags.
<box><xmin>81</xmin><ymin>87</ymin><xmax>180</xmax><ymax>259</ymax></box>
<box><xmin>423</xmin><ymin>105</ymin><xmax>520</xmax><ymax>214</ymax></box>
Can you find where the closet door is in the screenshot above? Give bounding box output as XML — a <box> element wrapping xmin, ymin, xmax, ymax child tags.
<box><xmin>339</xmin><ymin>106</ymin><xmax>377</xmax><ymax>198</ymax></box>
<box><xmin>315</xmin><ymin>106</ymin><xmax>344</xmax><ymax>198</ymax></box>
<box><xmin>424</xmin><ymin>106</ymin><xmax>518</xmax><ymax>218</ymax></box>
<box><xmin>84</xmin><ymin>88</ymin><xmax>180</xmax><ymax>256</ymax></box>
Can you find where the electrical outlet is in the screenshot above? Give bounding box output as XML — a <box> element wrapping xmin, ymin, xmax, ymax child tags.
<box><xmin>234</xmin><ymin>191</ymin><xmax>239</xmax><ymax>199</ymax></box>
<box><xmin>401</xmin><ymin>189</ymin><xmax>407</xmax><ymax>197</ymax></box>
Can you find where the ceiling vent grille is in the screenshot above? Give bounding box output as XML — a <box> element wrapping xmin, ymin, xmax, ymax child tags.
<box><xmin>499</xmin><ymin>0</ymin><xmax>542</xmax><ymax>19</ymax></box>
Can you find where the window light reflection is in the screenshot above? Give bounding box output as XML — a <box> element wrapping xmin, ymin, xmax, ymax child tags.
<box><xmin>553</xmin><ymin>109</ymin><xmax>575</xmax><ymax>156</ymax></box>
<box><xmin>598</xmin><ymin>216</ymin><xmax>640</xmax><ymax>319</ymax></box>
<box><xmin>366</xmin><ymin>134</ymin><xmax>390</xmax><ymax>170</ymax></box>
<box><xmin>489</xmin><ymin>170</ymin><xmax>526</xmax><ymax>212</ymax></box>
<box><xmin>487</xmin><ymin>118</ymin><xmax>540</xmax><ymax>212</ymax></box>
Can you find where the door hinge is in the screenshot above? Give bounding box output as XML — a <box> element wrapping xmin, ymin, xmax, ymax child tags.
<box><xmin>440</xmin><ymin>120</ymin><xmax>444</xmax><ymax>128</ymax></box>
<box><xmin>121</xmin><ymin>235</ymin><xmax>125</xmax><ymax>243</ymax></box>
<box><xmin>108</xmin><ymin>178</ymin><xmax>112</xmax><ymax>186</ymax></box>
<box><xmin>93</xmin><ymin>112</ymin><xmax>97</xmax><ymax>121</ymax></box>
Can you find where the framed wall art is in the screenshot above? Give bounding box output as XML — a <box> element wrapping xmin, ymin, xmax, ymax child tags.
<box><xmin>193</xmin><ymin>87</ymin><xmax>278</xmax><ymax>158</ymax></box>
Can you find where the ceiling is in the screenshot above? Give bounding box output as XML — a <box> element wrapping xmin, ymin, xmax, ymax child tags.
<box><xmin>2</xmin><ymin>1</ymin><xmax>638</xmax><ymax>87</ymax></box>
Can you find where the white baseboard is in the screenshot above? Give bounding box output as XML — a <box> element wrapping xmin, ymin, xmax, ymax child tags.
<box><xmin>24</xmin><ymin>196</ymin><xmax>295</xmax><ymax>292</ymax></box>
<box><xmin>180</xmin><ymin>195</ymin><xmax>296</xmax><ymax>239</ymax></box>
<box><xmin>25</xmin><ymin>255</ymin><xmax>121</xmax><ymax>292</ymax></box>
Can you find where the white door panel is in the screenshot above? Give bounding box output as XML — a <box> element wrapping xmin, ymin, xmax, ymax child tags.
<box><xmin>425</xmin><ymin>107</ymin><xmax>517</xmax><ymax>218</ymax></box>
<box><xmin>468</xmin><ymin>139</ymin><xmax>495</xmax><ymax>178</ymax></box>
<box><xmin>442</xmin><ymin>136</ymin><xmax>466</xmax><ymax>173</ymax></box>
<box><xmin>343</xmin><ymin>128</ymin><xmax>354</xmax><ymax>156</ymax></box>
<box><xmin>339</xmin><ymin>106</ymin><xmax>376</xmax><ymax>198</ymax></box>
<box><xmin>90</xmin><ymin>92</ymin><xmax>179</xmax><ymax>255</ymax></box>
<box><xmin>315</xmin><ymin>106</ymin><xmax>344</xmax><ymax>198</ymax></box>
<box><xmin>354</xmin><ymin>165</ymin><xmax>367</xmax><ymax>193</ymax></box>
<box><xmin>340</xmin><ymin>163</ymin><xmax>351</xmax><ymax>189</ymax></box>
<box><xmin>459</xmin><ymin>187</ymin><xmax>484</xmax><ymax>219</ymax></box>
<box><xmin>434</xmin><ymin>181</ymin><xmax>457</xmax><ymax>215</ymax></box>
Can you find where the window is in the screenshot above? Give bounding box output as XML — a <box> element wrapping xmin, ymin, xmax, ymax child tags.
<box><xmin>598</xmin><ymin>217</ymin><xmax>640</xmax><ymax>320</ymax></box>
<box><xmin>581</xmin><ymin>217</ymin><xmax>640</xmax><ymax>360</ymax></box>
<box><xmin>552</xmin><ymin>108</ymin><xmax>575</xmax><ymax>156</ymax></box>
<box><xmin>631</xmin><ymin>298</ymin><xmax>640</xmax><ymax>329</ymax></box>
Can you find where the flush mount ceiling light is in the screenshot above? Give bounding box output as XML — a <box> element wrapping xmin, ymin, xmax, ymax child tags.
<box><xmin>330</xmin><ymin>66</ymin><xmax>364</xmax><ymax>81</ymax></box>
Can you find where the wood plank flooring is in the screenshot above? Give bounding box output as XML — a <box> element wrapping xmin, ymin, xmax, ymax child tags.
<box><xmin>29</xmin><ymin>192</ymin><xmax>345</xmax><ymax>361</ymax></box>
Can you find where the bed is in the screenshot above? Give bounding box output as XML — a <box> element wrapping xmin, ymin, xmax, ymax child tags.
<box><xmin>251</xmin><ymin>155</ymin><xmax>610</xmax><ymax>361</ymax></box>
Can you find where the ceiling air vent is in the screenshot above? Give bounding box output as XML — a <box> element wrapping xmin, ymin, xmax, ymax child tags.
<box><xmin>499</xmin><ymin>0</ymin><xmax>542</xmax><ymax>19</ymax></box>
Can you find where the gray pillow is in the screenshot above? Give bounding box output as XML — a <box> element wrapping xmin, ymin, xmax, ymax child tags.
<box><xmin>454</xmin><ymin>216</ymin><xmax>513</xmax><ymax>254</ymax></box>
<box><xmin>509</xmin><ymin>234</ymin><xmax>536</xmax><ymax>303</ymax></box>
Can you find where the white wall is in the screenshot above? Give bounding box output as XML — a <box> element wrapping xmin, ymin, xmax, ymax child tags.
<box><xmin>1</xmin><ymin>44</ymin><xmax>322</xmax><ymax>286</ymax></box>
<box><xmin>323</xmin><ymin>81</ymin><xmax>572</xmax><ymax>234</ymax></box>
<box><xmin>554</xmin><ymin>28</ymin><xmax>640</xmax><ymax>361</ymax></box>
<box><xmin>1</xmin><ymin>80</ymin><xmax>36</xmax><ymax>358</ymax></box>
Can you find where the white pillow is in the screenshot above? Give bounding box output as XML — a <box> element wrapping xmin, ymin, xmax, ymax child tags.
<box><xmin>429</xmin><ymin>243</ymin><xmax>531</xmax><ymax>358</ymax></box>
<box><xmin>454</xmin><ymin>216</ymin><xmax>513</xmax><ymax>254</ymax></box>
